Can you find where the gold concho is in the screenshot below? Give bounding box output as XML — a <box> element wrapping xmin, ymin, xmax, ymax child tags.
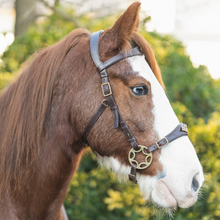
<box><xmin>128</xmin><ymin>145</ymin><xmax>153</xmax><ymax>170</ymax></box>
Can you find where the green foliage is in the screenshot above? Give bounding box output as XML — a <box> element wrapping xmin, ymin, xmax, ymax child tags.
<box><xmin>64</xmin><ymin>153</ymin><xmax>149</xmax><ymax>220</ymax></box>
<box><xmin>0</xmin><ymin>11</ymin><xmax>119</xmax><ymax>74</ymax></box>
<box><xmin>139</xmin><ymin>30</ymin><xmax>220</xmax><ymax>120</ymax></box>
<box><xmin>0</xmin><ymin>6</ymin><xmax>220</xmax><ymax>220</ymax></box>
<box><xmin>0</xmin><ymin>72</ymin><xmax>14</xmax><ymax>92</ymax></box>
<box><xmin>0</xmin><ymin>13</ymin><xmax>75</xmax><ymax>73</ymax></box>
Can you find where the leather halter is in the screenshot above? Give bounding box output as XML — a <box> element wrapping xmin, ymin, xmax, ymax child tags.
<box><xmin>82</xmin><ymin>30</ymin><xmax>189</xmax><ymax>183</ymax></box>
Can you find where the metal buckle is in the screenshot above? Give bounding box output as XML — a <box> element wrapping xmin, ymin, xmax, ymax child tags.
<box><xmin>128</xmin><ymin>174</ymin><xmax>137</xmax><ymax>183</ymax></box>
<box><xmin>101</xmin><ymin>82</ymin><xmax>112</xmax><ymax>97</ymax></box>
<box><xmin>128</xmin><ymin>174</ymin><xmax>136</xmax><ymax>179</ymax></box>
<box><xmin>156</xmin><ymin>137</ymin><xmax>169</xmax><ymax>149</ymax></box>
<box><xmin>101</xmin><ymin>99</ymin><xmax>108</xmax><ymax>106</ymax></box>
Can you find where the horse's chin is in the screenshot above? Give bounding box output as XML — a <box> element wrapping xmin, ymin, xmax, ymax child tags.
<box><xmin>150</xmin><ymin>180</ymin><xmax>177</xmax><ymax>208</ymax></box>
<box><xmin>146</xmin><ymin>199</ymin><xmax>177</xmax><ymax>218</ymax></box>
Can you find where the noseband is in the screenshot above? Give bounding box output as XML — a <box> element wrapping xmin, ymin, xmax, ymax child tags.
<box><xmin>82</xmin><ymin>30</ymin><xmax>188</xmax><ymax>183</ymax></box>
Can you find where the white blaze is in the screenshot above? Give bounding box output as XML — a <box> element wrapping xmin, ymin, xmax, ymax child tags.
<box><xmin>128</xmin><ymin>55</ymin><xmax>179</xmax><ymax>135</ymax></box>
<box><xmin>128</xmin><ymin>55</ymin><xmax>204</xmax><ymax>208</ymax></box>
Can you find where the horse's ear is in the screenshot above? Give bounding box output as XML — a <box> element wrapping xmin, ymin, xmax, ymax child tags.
<box><xmin>104</xmin><ymin>2</ymin><xmax>141</xmax><ymax>51</ymax></box>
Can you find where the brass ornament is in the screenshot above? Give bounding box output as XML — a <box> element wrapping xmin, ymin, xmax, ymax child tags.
<box><xmin>128</xmin><ymin>145</ymin><xmax>153</xmax><ymax>169</ymax></box>
<box><xmin>181</xmin><ymin>124</ymin><xmax>188</xmax><ymax>133</ymax></box>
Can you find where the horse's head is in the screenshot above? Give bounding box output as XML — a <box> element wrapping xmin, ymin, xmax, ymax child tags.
<box><xmin>67</xmin><ymin>2</ymin><xmax>204</xmax><ymax>209</ymax></box>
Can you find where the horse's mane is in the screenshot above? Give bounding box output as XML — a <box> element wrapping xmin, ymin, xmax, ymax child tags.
<box><xmin>0</xmin><ymin>27</ymin><xmax>163</xmax><ymax>196</ymax></box>
<box><xmin>0</xmin><ymin>28</ymin><xmax>90</xmax><ymax>195</ymax></box>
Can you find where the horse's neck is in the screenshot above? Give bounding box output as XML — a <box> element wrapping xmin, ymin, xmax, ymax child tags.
<box><xmin>32</xmin><ymin>141</ymin><xmax>83</xmax><ymax>220</ymax></box>
<box><xmin>1</xmin><ymin>139</ymin><xmax>83</xmax><ymax>220</ymax></box>
<box><xmin>0</xmin><ymin>74</ymin><xmax>85</xmax><ymax>219</ymax></box>
<box><xmin>0</xmin><ymin>43</ymin><xmax>87</xmax><ymax>219</ymax></box>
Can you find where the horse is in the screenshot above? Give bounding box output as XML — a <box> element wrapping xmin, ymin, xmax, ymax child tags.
<box><xmin>0</xmin><ymin>2</ymin><xmax>204</xmax><ymax>220</ymax></box>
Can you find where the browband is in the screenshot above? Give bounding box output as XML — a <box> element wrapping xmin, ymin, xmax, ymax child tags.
<box><xmin>82</xmin><ymin>30</ymin><xmax>189</xmax><ymax>183</ymax></box>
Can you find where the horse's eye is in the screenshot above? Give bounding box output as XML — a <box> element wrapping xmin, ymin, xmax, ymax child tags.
<box><xmin>130</xmin><ymin>85</ymin><xmax>148</xmax><ymax>96</ymax></box>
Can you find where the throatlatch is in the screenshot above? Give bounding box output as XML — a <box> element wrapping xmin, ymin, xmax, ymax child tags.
<box><xmin>82</xmin><ymin>30</ymin><xmax>189</xmax><ymax>184</ymax></box>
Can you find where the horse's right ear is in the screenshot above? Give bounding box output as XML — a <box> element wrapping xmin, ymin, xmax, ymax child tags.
<box><xmin>102</xmin><ymin>2</ymin><xmax>141</xmax><ymax>51</ymax></box>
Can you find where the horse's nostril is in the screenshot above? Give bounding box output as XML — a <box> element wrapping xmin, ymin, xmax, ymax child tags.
<box><xmin>192</xmin><ymin>175</ymin><xmax>200</xmax><ymax>192</ymax></box>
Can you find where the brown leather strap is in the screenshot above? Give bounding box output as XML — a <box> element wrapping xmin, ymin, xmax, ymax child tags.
<box><xmin>147</xmin><ymin>123</ymin><xmax>188</xmax><ymax>153</ymax></box>
<box><xmin>128</xmin><ymin>163</ymin><xmax>137</xmax><ymax>184</ymax></box>
<box><xmin>118</xmin><ymin>112</ymin><xmax>139</xmax><ymax>151</ymax></box>
<box><xmin>90</xmin><ymin>31</ymin><xmax>120</xmax><ymax>128</ymax></box>
<box><xmin>89</xmin><ymin>31</ymin><xmax>141</xmax><ymax>150</ymax></box>
<box><xmin>82</xmin><ymin>101</ymin><xmax>108</xmax><ymax>145</ymax></box>
<box><xmin>89</xmin><ymin>30</ymin><xmax>104</xmax><ymax>68</ymax></box>
<box><xmin>90</xmin><ymin>31</ymin><xmax>142</xmax><ymax>130</ymax></box>
<box><xmin>97</xmin><ymin>47</ymin><xmax>142</xmax><ymax>72</ymax></box>
<box><xmin>86</xmin><ymin>30</ymin><xmax>142</xmax><ymax>183</ymax></box>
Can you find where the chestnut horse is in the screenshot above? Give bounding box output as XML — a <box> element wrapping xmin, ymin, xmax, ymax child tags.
<box><xmin>0</xmin><ymin>2</ymin><xmax>204</xmax><ymax>220</ymax></box>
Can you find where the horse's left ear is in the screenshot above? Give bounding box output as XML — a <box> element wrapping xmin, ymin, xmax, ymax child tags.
<box><xmin>103</xmin><ymin>2</ymin><xmax>141</xmax><ymax>51</ymax></box>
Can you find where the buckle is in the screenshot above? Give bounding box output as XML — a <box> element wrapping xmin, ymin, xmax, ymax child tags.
<box><xmin>101</xmin><ymin>82</ymin><xmax>112</xmax><ymax>97</ymax></box>
<box><xmin>156</xmin><ymin>137</ymin><xmax>169</xmax><ymax>149</ymax></box>
<box><xmin>101</xmin><ymin>99</ymin><xmax>108</xmax><ymax>106</ymax></box>
<box><xmin>128</xmin><ymin>174</ymin><xmax>137</xmax><ymax>184</ymax></box>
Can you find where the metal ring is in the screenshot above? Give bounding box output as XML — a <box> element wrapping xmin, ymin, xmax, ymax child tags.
<box><xmin>101</xmin><ymin>99</ymin><xmax>108</xmax><ymax>106</ymax></box>
<box><xmin>128</xmin><ymin>145</ymin><xmax>153</xmax><ymax>170</ymax></box>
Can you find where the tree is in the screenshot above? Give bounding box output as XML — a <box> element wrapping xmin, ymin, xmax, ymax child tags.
<box><xmin>14</xmin><ymin>0</ymin><xmax>37</xmax><ymax>37</ymax></box>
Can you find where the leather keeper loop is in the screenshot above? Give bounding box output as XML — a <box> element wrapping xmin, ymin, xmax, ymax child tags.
<box><xmin>100</xmin><ymin>69</ymin><xmax>108</xmax><ymax>78</ymax></box>
<box><xmin>130</xmin><ymin>141</ymin><xmax>139</xmax><ymax>151</ymax></box>
<box><xmin>129</xmin><ymin>163</ymin><xmax>137</xmax><ymax>184</ymax></box>
<box><xmin>110</xmin><ymin>106</ymin><xmax>118</xmax><ymax>111</ymax></box>
<box><xmin>112</xmin><ymin>109</ymin><xmax>119</xmax><ymax>129</ymax></box>
<box><xmin>97</xmin><ymin>63</ymin><xmax>106</xmax><ymax>73</ymax></box>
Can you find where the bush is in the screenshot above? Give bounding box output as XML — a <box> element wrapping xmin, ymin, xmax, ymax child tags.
<box><xmin>0</xmin><ymin>72</ymin><xmax>14</xmax><ymax>92</ymax></box>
